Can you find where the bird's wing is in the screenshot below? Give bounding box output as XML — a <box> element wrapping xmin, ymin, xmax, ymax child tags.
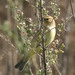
<box><xmin>31</xmin><ymin>29</ymin><xmax>42</xmax><ymax>48</ymax></box>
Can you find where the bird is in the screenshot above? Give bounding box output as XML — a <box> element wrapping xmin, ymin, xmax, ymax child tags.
<box><xmin>15</xmin><ymin>15</ymin><xmax>56</xmax><ymax>71</ymax></box>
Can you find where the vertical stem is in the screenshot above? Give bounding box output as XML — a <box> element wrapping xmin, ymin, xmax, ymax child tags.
<box><xmin>40</xmin><ymin>0</ymin><xmax>47</xmax><ymax>75</ymax></box>
<box><xmin>69</xmin><ymin>0</ymin><xmax>74</xmax><ymax>17</ymax></box>
<box><xmin>35</xmin><ymin>0</ymin><xmax>40</xmax><ymax>28</ymax></box>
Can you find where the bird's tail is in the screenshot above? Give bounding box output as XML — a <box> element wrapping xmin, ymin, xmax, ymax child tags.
<box><xmin>15</xmin><ymin>57</ymin><xmax>28</xmax><ymax>71</ymax></box>
<box><xmin>15</xmin><ymin>50</ymin><xmax>35</xmax><ymax>71</ymax></box>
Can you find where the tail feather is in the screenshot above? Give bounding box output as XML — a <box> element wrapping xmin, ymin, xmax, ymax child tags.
<box><xmin>15</xmin><ymin>50</ymin><xmax>35</xmax><ymax>71</ymax></box>
<box><xmin>15</xmin><ymin>57</ymin><xmax>29</xmax><ymax>71</ymax></box>
<box><xmin>15</xmin><ymin>58</ymin><xmax>24</xmax><ymax>69</ymax></box>
<box><xmin>18</xmin><ymin>62</ymin><xmax>26</xmax><ymax>71</ymax></box>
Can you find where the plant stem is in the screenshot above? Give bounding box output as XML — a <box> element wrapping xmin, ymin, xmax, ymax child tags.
<box><xmin>69</xmin><ymin>0</ymin><xmax>74</xmax><ymax>17</ymax></box>
<box><xmin>40</xmin><ymin>0</ymin><xmax>47</xmax><ymax>75</ymax></box>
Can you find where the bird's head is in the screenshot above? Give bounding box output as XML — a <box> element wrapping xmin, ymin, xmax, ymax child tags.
<box><xmin>43</xmin><ymin>16</ymin><xmax>55</xmax><ymax>27</ymax></box>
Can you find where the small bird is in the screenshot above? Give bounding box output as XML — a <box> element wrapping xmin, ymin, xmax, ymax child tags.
<box><xmin>15</xmin><ymin>15</ymin><xmax>56</xmax><ymax>71</ymax></box>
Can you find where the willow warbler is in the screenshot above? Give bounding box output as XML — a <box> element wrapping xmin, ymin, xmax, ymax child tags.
<box><xmin>15</xmin><ymin>16</ymin><xmax>56</xmax><ymax>71</ymax></box>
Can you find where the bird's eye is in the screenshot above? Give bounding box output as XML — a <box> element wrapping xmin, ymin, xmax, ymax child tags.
<box><xmin>44</xmin><ymin>18</ymin><xmax>48</xmax><ymax>21</ymax></box>
<box><xmin>46</xmin><ymin>19</ymin><xmax>48</xmax><ymax>20</ymax></box>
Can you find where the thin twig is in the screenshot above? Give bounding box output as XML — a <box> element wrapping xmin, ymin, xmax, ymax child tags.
<box><xmin>0</xmin><ymin>34</ymin><xmax>18</xmax><ymax>52</ymax></box>
<box><xmin>53</xmin><ymin>64</ymin><xmax>62</xmax><ymax>75</ymax></box>
<box><xmin>70</xmin><ymin>0</ymin><xmax>74</xmax><ymax>17</ymax></box>
<box><xmin>29</xmin><ymin>67</ymin><xmax>34</xmax><ymax>75</ymax></box>
<box><xmin>40</xmin><ymin>0</ymin><xmax>47</xmax><ymax>75</ymax></box>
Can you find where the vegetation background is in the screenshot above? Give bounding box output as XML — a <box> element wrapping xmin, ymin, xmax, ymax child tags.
<box><xmin>0</xmin><ymin>0</ymin><xmax>75</xmax><ymax>75</ymax></box>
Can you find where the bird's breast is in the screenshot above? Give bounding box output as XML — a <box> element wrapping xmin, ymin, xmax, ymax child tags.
<box><xmin>45</xmin><ymin>26</ymin><xmax>56</xmax><ymax>45</ymax></box>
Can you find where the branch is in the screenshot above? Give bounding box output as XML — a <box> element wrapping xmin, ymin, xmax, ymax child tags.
<box><xmin>40</xmin><ymin>0</ymin><xmax>47</xmax><ymax>75</ymax></box>
<box><xmin>70</xmin><ymin>0</ymin><xmax>74</xmax><ymax>17</ymax></box>
<box><xmin>52</xmin><ymin>64</ymin><xmax>62</xmax><ymax>75</ymax></box>
<box><xmin>0</xmin><ymin>34</ymin><xmax>18</xmax><ymax>52</ymax></box>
